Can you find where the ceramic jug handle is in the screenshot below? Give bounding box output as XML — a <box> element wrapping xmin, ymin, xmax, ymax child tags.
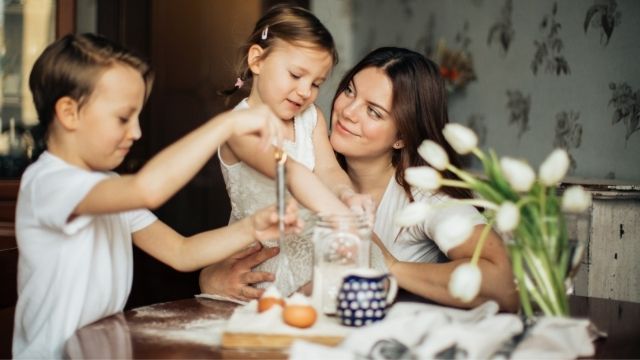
<box><xmin>385</xmin><ymin>275</ymin><xmax>398</xmax><ymax>304</ymax></box>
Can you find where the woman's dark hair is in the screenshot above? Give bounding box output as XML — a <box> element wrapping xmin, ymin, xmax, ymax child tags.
<box><xmin>28</xmin><ymin>33</ymin><xmax>154</xmax><ymax>160</ymax></box>
<box><xmin>332</xmin><ymin>47</ymin><xmax>472</xmax><ymax>200</ymax></box>
<box><xmin>220</xmin><ymin>4</ymin><xmax>338</xmax><ymax>97</ymax></box>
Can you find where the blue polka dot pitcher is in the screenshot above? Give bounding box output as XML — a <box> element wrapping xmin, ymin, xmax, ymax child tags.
<box><xmin>336</xmin><ymin>268</ymin><xmax>398</xmax><ymax>327</ymax></box>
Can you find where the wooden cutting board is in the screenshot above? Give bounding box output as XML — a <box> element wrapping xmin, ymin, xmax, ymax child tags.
<box><xmin>221</xmin><ymin>300</ymin><xmax>350</xmax><ymax>349</ymax></box>
<box><xmin>221</xmin><ymin>331</ymin><xmax>344</xmax><ymax>349</ymax></box>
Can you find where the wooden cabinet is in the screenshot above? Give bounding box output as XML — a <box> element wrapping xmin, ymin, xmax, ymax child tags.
<box><xmin>0</xmin><ymin>179</ymin><xmax>18</xmax><ymax>358</ymax></box>
<box><xmin>570</xmin><ymin>182</ymin><xmax>640</xmax><ymax>303</ymax></box>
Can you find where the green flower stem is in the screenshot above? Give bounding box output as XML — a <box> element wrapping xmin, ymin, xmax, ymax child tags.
<box><xmin>441</xmin><ymin>179</ymin><xmax>472</xmax><ymax>189</ymax></box>
<box><xmin>471</xmin><ymin>219</ymin><xmax>494</xmax><ymax>264</ymax></box>
<box><xmin>539</xmin><ymin>186</ymin><xmax>551</xmax><ymax>251</ymax></box>
<box><xmin>448</xmin><ymin>198</ymin><xmax>499</xmax><ymax>211</ymax></box>
<box><xmin>516</xmin><ymin>196</ymin><xmax>537</xmax><ymax>208</ymax></box>
<box><xmin>523</xmin><ymin>248</ymin><xmax>556</xmax><ymax>302</ymax></box>
<box><xmin>523</xmin><ymin>247</ymin><xmax>568</xmax><ymax>316</ymax></box>
<box><xmin>511</xmin><ymin>245</ymin><xmax>533</xmax><ymax>317</ymax></box>
<box><xmin>446</xmin><ymin>164</ymin><xmax>479</xmax><ymax>186</ymax></box>
<box><xmin>471</xmin><ymin>147</ymin><xmax>486</xmax><ymax>162</ymax></box>
<box><xmin>524</xmin><ymin>274</ymin><xmax>555</xmax><ymax>315</ymax></box>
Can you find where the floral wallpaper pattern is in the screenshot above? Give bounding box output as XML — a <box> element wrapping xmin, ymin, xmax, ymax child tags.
<box><xmin>608</xmin><ymin>82</ymin><xmax>640</xmax><ymax>141</ymax></box>
<box><xmin>340</xmin><ymin>0</ymin><xmax>640</xmax><ymax>182</ymax></box>
<box><xmin>584</xmin><ymin>0</ymin><xmax>622</xmax><ymax>46</ymax></box>
<box><xmin>554</xmin><ymin>110</ymin><xmax>583</xmax><ymax>173</ymax></box>
<box><xmin>487</xmin><ymin>0</ymin><xmax>514</xmax><ymax>54</ymax></box>
<box><xmin>531</xmin><ymin>2</ymin><xmax>570</xmax><ymax>76</ymax></box>
<box><xmin>506</xmin><ymin>90</ymin><xmax>531</xmax><ymax>139</ymax></box>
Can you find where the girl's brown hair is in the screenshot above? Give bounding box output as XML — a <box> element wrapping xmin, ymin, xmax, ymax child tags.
<box><xmin>221</xmin><ymin>4</ymin><xmax>338</xmax><ymax>97</ymax></box>
<box><xmin>29</xmin><ymin>33</ymin><xmax>154</xmax><ymax>159</ymax></box>
<box><xmin>332</xmin><ymin>47</ymin><xmax>472</xmax><ymax>200</ymax></box>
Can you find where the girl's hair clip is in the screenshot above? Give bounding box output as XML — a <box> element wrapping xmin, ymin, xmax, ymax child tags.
<box><xmin>261</xmin><ymin>26</ymin><xmax>269</xmax><ymax>40</ymax></box>
<box><xmin>234</xmin><ymin>77</ymin><xmax>244</xmax><ymax>88</ymax></box>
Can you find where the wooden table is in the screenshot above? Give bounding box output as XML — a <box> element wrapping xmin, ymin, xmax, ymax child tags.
<box><xmin>65</xmin><ymin>292</ymin><xmax>640</xmax><ymax>359</ymax></box>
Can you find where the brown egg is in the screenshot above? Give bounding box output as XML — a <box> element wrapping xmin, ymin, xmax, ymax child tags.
<box><xmin>258</xmin><ymin>297</ymin><xmax>285</xmax><ymax>313</ymax></box>
<box><xmin>282</xmin><ymin>305</ymin><xmax>317</xmax><ymax>328</ymax></box>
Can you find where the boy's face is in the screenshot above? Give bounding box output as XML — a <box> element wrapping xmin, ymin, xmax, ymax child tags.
<box><xmin>248</xmin><ymin>40</ymin><xmax>333</xmax><ymax>121</ymax></box>
<box><xmin>75</xmin><ymin>64</ymin><xmax>146</xmax><ymax>171</ymax></box>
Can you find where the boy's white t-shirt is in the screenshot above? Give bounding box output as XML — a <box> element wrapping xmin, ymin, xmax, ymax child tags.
<box><xmin>12</xmin><ymin>151</ymin><xmax>157</xmax><ymax>359</ymax></box>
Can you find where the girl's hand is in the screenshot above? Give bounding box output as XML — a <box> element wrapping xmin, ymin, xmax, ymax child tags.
<box><xmin>339</xmin><ymin>188</ymin><xmax>375</xmax><ymax>222</ymax></box>
<box><xmin>231</xmin><ymin>104</ymin><xmax>283</xmax><ymax>151</ymax></box>
<box><xmin>251</xmin><ymin>200</ymin><xmax>303</xmax><ymax>244</ymax></box>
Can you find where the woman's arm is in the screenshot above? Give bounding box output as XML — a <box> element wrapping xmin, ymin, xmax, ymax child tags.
<box><xmin>375</xmin><ymin>226</ymin><xmax>519</xmax><ymax>312</ymax></box>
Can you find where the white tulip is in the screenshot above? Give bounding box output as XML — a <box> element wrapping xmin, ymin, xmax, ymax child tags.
<box><xmin>434</xmin><ymin>214</ymin><xmax>474</xmax><ymax>254</ymax></box>
<box><xmin>539</xmin><ymin>149</ymin><xmax>570</xmax><ymax>186</ymax></box>
<box><xmin>395</xmin><ymin>201</ymin><xmax>432</xmax><ymax>227</ymax></box>
<box><xmin>496</xmin><ymin>201</ymin><xmax>520</xmax><ymax>232</ymax></box>
<box><xmin>500</xmin><ymin>157</ymin><xmax>535</xmax><ymax>192</ymax></box>
<box><xmin>418</xmin><ymin>140</ymin><xmax>449</xmax><ymax>171</ymax></box>
<box><xmin>562</xmin><ymin>185</ymin><xmax>592</xmax><ymax>213</ymax></box>
<box><xmin>405</xmin><ymin>166</ymin><xmax>442</xmax><ymax>191</ymax></box>
<box><xmin>448</xmin><ymin>262</ymin><xmax>482</xmax><ymax>302</ymax></box>
<box><xmin>443</xmin><ymin>123</ymin><xmax>478</xmax><ymax>155</ymax></box>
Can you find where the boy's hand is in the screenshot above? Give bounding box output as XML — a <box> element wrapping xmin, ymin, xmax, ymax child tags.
<box><xmin>232</xmin><ymin>104</ymin><xmax>283</xmax><ymax>151</ymax></box>
<box><xmin>251</xmin><ymin>200</ymin><xmax>303</xmax><ymax>244</ymax></box>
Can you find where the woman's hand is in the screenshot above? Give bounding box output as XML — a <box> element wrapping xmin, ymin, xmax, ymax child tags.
<box><xmin>199</xmin><ymin>243</ymin><xmax>279</xmax><ymax>301</ymax></box>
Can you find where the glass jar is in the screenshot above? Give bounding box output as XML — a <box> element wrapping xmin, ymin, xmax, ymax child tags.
<box><xmin>311</xmin><ymin>213</ymin><xmax>372</xmax><ymax>314</ymax></box>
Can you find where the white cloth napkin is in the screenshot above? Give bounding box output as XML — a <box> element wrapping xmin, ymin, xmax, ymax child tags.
<box><xmin>290</xmin><ymin>301</ymin><xmax>595</xmax><ymax>359</ymax></box>
<box><xmin>511</xmin><ymin>317</ymin><xmax>595</xmax><ymax>359</ymax></box>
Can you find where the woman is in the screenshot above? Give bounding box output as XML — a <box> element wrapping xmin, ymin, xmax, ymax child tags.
<box><xmin>201</xmin><ymin>47</ymin><xmax>519</xmax><ymax>312</ymax></box>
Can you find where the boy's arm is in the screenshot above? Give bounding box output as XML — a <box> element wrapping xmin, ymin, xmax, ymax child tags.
<box><xmin>133</xmin><ymin>201</ymin><xmax>302</xmax><ymax>272</ymax></box>
<box><xmin>226</xmin><ymin>122</ymin><xmax>350</xmax><ymax>214</ymax></box>
<box><xmin>75</xmin><ymin>106</ymin><xmax>279</xmax><ymax>215</ymax></box>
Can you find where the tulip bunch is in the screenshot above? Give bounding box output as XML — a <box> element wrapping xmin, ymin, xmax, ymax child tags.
<box><xmin>396</xmin><ymin>123</ymin><xmax>591</xmax><ymax>318</ymax></box>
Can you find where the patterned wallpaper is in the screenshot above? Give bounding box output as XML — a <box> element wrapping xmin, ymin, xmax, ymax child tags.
<box><xmin>318</xmin><ymin>0</ymin><xmax>640</xmax><ymax>182</ymax></box>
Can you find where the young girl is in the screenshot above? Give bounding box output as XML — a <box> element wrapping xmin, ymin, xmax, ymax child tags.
<box><xmin>13</xmin><ymin>33</ymin><xmax>300</xmax><ymax>358</ymax></box>
<box><xmin>218</xmin><ymin>5</ymin><xmax>371</xmax><ymax>296</ymax></box>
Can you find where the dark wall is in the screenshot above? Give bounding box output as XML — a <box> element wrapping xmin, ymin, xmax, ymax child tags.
<box><xmin>96</xmin><ymin>0</ymin><xmax>312</xmax><ymax>308</ymax></box>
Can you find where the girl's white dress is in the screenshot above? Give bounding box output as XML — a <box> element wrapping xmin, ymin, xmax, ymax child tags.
<box><xmin>219</xmin><ymin>99</ymin><xmax>318</xmax><ymax>296</ymax></box>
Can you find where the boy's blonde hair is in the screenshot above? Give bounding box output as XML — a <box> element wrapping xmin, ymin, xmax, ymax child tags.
<box><xmin>221</xmin><ymin>5</ymin><xmax>338</xmax><ymax>97</ymax></box>
<box><xmin>29</xmin><ymin>33</ymin><xmax>154</xmax><ymax>158</ymax></box>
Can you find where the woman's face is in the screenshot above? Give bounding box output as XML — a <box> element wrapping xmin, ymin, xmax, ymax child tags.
<box><xmin>330</xmin><ymin>67</ymin><xmax>399</xmax><ymax>160</ymax></box>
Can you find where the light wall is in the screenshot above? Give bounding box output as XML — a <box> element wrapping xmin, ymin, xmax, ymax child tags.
<box><xmin>315</xmin><ymin>0</ymin><xmax>640</xmax><ymax>182</ymax></box>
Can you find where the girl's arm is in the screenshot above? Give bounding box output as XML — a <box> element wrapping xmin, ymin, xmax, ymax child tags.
<box><xmin>375</xmin><ymin>226</ymin><xmax>520</xmax><ymax>312</ymax></box>
<box><xmin>75</xmin><ymin>106</ymin><xmax>280</xmax><ymax>215</ymax></box>
<box><xmin>225</xmin><ymin>121</ymin><xmax>350</xmax><ymax>214</ymax></box>
<box><xmin>133</xmin><ymin>201</ymin><xmax>302</xmax><ymax>272</ymax></box>
<box><xmin>311</xmin><ymin>110</ymin><xmax>373</xmax><ymax>212</ymax></box>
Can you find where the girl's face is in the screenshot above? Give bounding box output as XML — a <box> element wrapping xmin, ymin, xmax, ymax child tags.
<box><xmin>75</xmin><ymin>64</ymin><xmax>145</xmax><ymax>171</ymax></box>
<box><xmin>249</xmin><ymin>40</ymin><xmax>333</xmax><ymax>120</ymax></box>
<box><xmin>330</xmin><ymin>67</ymin><xmax>399</xmax><ymax>160</ymax></box>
